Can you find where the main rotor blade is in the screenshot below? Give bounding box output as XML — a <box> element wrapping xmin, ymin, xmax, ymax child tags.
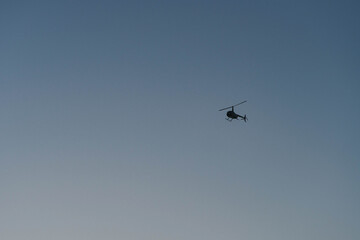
<box><xmin>218</xmin><ymin>100</ymin><xmax>247</xmax><ymax>111</ymax></box>
<box><xmin>218</xmin><ymin>106</ymin><xmax>232</xmax><ymax>111</ymax></box>
<box><xmin>233</xmin><ymin>100</ymin><xmax>247</xmax><ymax>107</ymax></box>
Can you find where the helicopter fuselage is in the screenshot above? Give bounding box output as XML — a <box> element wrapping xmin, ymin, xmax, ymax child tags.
<box><xmin>226</xmin><ymin>111</ymin><xmax>239</xmax><ymax>119</ymax></box>
<box><xmin>226</xmin><ymin>110</ymin><xmax>247</xmax><ymax>122</ymax></box>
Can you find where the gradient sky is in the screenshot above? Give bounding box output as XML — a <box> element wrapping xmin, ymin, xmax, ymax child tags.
<box><xmin>1</xmin><ymin>1</ymin><xmax>359</xmax><ymax>239</ymax></box>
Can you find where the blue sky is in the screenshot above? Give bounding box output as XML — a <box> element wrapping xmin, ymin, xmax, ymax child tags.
<box><xmin>1</xmin><ymin>1</ymin><xmax>359</xmax><ymax>239</ymax></box>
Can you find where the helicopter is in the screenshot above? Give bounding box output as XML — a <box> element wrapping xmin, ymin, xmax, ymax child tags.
<box><xmin>219</xmin><ymin>100</ymin><xmax>248</xmax><ymax>122</ymax></box>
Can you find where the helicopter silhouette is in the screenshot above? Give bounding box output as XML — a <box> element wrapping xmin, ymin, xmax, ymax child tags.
<box><xmin>219</xmin><ymin>100</ymin><xmax>248</xmax><ymax>122</ymax></box>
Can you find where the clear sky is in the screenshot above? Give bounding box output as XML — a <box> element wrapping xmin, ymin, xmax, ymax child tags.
<box><xmin>1</xmin><ymin>1</ymin><xmax>359</xmax><ymax>239</ymax></box>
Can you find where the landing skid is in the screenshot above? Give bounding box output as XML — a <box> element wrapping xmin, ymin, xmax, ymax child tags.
<box><xmin>226</xmin><ymin>118</ymin><xmax>238</xmax><ymax>122</ymax></box>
